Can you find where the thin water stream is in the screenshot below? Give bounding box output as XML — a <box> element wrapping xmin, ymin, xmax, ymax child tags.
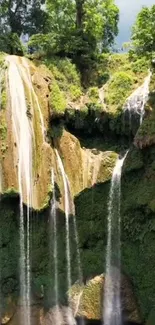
<box><xmin>55</xmin><ymin>150</ymin><xmax>72</xmax><ymax>292</ymax></box>
<box><xmin>55</xmin><ymin>150</ymin><xmax>82</xmax><ymax>304</ymax></box>
<box><xmin>51</xmin><ymin>169</ymin><xmax>59</xmax><ymax>307</ymax></box>
<box><xmin>104</xmin><ymin>152</ymin><xmax>128</xmax><ymax>325</ymax></box>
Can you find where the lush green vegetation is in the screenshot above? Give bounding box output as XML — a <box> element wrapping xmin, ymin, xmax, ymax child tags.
<box><xmin>131</xmin><ymin>4</ymin><xmax>155</xmax><ymax>58</ymax></box>
<box><xmin>1</xmin><ymin>1</ymin><xmax>155</xmax><ymax>324</ymax></box>
<box><xmin>0</xmin><ymin>1</ymin><xmax>47</xmax><ymax>55</ymax></box>
<box><xmin>29</xmin><ymin>0</ymin><xmax>119</xmax><ymax>72</ymax></box>
<box><xmin>0</xmin><ymin>0</ymin><xmax>119</xmax><ymax>78</ymax></box>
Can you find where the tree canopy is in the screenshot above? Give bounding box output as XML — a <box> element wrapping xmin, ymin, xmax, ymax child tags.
<box><xmin>0</xmin><ymin>0</ymin><xmax>47</xmax><ymax>53</ymax></box>
<box><xmin>131</xmin><ymin>5</ymin><xmax>155</xmax><ymax>56</ymax></box>
<box><xmin>0</xmin><ymin>0</ymin><xmax>119</xmax><ymax>72</ymax></box>
<box><xmin>45</xmin><ymin>0</ymin><xmax>119</xmax><ymax>51</ymax></box>
<box><xmin>28</xmin><ymin>0</ymin><xmax>119</xmax><ymax>73</ymax></box>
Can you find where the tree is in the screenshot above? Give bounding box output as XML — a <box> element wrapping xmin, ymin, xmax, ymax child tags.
<box><xmin>131</xmin><ymin>5</ymin><xmax>155</xmax><ymax>56</ymax></box>
<box><xmin>0</xmin><ymin>0</ymin><xmax>48</xmax><ymax>53</ymax></box>
<box><xmin>0</xmin><ymin>0</ymin><xmax>47</xmax><ymax>35</ymax></box>
<box><xmin>29</xmin><ymin>0</ymin><xmax>119</xmax><ymax>73</ymax></box>
<box><xmin>45</xmin><ymin>0</ymin><xmax>119</xmax><ymax>53</ymax></box>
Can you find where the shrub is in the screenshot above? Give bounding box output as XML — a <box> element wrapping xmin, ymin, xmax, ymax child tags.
<box><xmin>107</xmin><ymin>53</ymin><xmax>129</xmax><ymax>72</ymax></box>
<box><xmin>69</xmin><ymin>85</ymin><xmax>82</xmax><ymax>101</ymax></box>
<box><xmin>131</xmin><ymin>57</ymin><xmax>149</xmax><ymax>74</ymax></box>
<box><xmin>49</xmin><ymin>80</ymin><xmax>66</xmax><ymax>114</ymax></box>
<box><xmin>45</xmin><ymin>57</ymin><xmax>82</xmax><ymax>102</ymax></box>
<box><xmin>106</xmin><ymin>71</ymin><xmax>134</xmax><ymax>110</ymax></box>
<box><xmin>88</xmin><ymin>87</ymin><xmax>99</xmax><ymax>103</ymax></box>
<box><xmin>0</xmin><ymin>33</ymin><xmax>24</xmax><ymax>55</ymax></box>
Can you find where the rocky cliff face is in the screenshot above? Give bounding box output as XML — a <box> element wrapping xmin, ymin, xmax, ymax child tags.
<box><xmin>0</xmin><ymin>52</ymin><xmax>154</xmax><ymax>324</ymax></box>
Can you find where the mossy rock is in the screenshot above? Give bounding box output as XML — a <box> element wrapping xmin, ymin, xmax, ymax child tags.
<box><xmin>69</xmin><ymin>274</ymin><xmax>142</xmax><ymax>323</ymax></box>
<box><xmin>123</xmin><ymin>148</ymin><xmax>144</xmax><ymax>172</ymax></box>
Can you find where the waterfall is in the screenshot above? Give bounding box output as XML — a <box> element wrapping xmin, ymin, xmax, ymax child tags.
<box><xmin>20</xmin><ymin>57</ymin><xmax>45</xmax><ymax>142</ymax></box>
<box><xmin>55</xmin><ymin>150</ymin><xmax>72</xmax><ymax>292</ymax></box>
<box><xmin>51</xmin><ymin>169</ymin><xmax>59</xmax><ymax>307</ymax></box>
<box><xmin>104</xmin><ymin>152</ymin><xmax>128</xmax><ymax>325</ymax></box>
<box><xmin>56</xmin><ymin>150</ymin><xmax>82</xmax><ymax>293</ymax></box>
<box><xmin>7</xmin><ymin>56</ymin><xmax>33</xmax><ymax>325</ymax></box>
<box><xmin>124</xmin><ymin>71</ymin><xmax>151</xmax><ymax>125</ymax></box>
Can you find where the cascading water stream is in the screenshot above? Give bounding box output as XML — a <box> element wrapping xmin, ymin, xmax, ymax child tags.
<box><xmin>21</xmin><ymin>57</ymin><xmax>46</xmax><ymax>142</ymax></box>
<box><xmin>7</xmin><ymin>56</ymin><xmax>33</xmax><ymax>325</ymax></box>
<box><xmin>104</xmin><ymin>151</ymin><xmax>128</xmax><ymax>325</ymax></box>
<box><xmin>55</xmin><ymin>150</ymin><xmax>82</xmax><ymax>293</ymax></box>
<box><xmin>19</xmin><ymin>57</ymin><xmax>45</xmax><ymax>142</ymax></box>
<box><xmin>55</xmin><ymin>150</ymin><xmax>72</xmax><ymax>292</ymax></box>
<box><xmin>124</xmin><ymin>71</ymin><xmax>152</xmax><ymax>125</ymax></box>
<box><xmin>51</xmin><ymin>169</ymin><xmax>59</xmax><ymax>307</ymax></box>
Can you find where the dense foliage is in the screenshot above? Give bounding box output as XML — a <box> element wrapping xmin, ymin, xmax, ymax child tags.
<box><xmin>29</xmin><ymin>0</ymin><xmax>119</xmax><ymax>72</ymax></box>
<box><xmin>0</xmin><ymin>0</ymin><xmax>47</xmax><ymax>54</ymax></box>
<box><xmin>0</xmin><ymin>0</ymin><xmax>119</xmax><ymax>73</ymax></box>
<box><xmin>131</xmin><ymin>5</ymin><xmax>155</xmax><ymax>57</ymax></box>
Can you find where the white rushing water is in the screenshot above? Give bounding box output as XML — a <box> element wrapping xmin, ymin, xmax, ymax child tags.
<box><xmin>124</xmin><ymin>71</ymin><xmax>152</xmax><ymax>125</ymax></box>
<box><xmin>104</xmin><ymin>151</ymin><xmax>128</xmax><ymax>325</ymax></box>
<box><xmin>18</xmin><ymin>57</ymin><xmax>45</xmax><ymax>142</ymax></box>
<box><xmin>55</xmin><ymin>150</ymin><xmax>72</xmax><ymax>291</ymax></box>
<box><xmin>7</xmin><ymin>56</ymin><xmax>33</xmax><ymax>325</ymax></box>
<box><xmin>51</xmin><ymin>169</ymin><xmax>59</xmax><ymax>307</ymax></box>
<box><xmin>56</xmin><ymin>150</ymin><xmax>82</xmax><ymax>294</ymax></box>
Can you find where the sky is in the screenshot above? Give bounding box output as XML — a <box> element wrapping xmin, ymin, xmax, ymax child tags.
<box><xmin>115</xmin><ymin>0</ymin><xmax>155</xmax><ymax>48</ymax></box>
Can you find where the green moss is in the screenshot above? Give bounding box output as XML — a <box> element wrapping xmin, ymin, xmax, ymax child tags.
<box><xmin>4</xmin><ymin>188</ymin><xmax>18</xmax><ymax>196</ymax></box>
<box><xmin>0</xmin><ymin>53</ymin><xmax>6</xmax><ymax>68</ymax></box>
<box><xmin>1</xmin><ymin>89</ymin><xmax>7</xmax><ymax>110</ymax></box>
<box><xmin>80</xmin><ymin>277</ymin><xmax>102</xmax><ymax>319</ymax></box>
<box><xmin>0</xmin><ymin>120</ymin><xmax>7</xmax><ymax>141</ymax></box>
<box><xmin>39</xmin><ymin>184</ymin><xmax>52</xmax><ymax>211</ymax></box>
<box><xmin>135</xmin><ymin>118</ymin><xmax>155</xmax><ymax>143</ymax></box>
<box><xmin>124</xmin><ymin>147</ymin><xmax>144</xmax><ymax>172</ymax></box>
<box><xmin>0</xmin><ymin>58</ymin><xmax>7</xmax><ymax>110</ymax></box>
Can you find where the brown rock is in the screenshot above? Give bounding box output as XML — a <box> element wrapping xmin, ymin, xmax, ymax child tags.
<box><xmin>69</xmin><ymin>274</ymin><xmax>142</xmax><ymax>324</ymax></box>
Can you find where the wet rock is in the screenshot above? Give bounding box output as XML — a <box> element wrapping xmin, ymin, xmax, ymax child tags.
<box><xmin>69</xmin><ymin>274</ymin><xmax>142</xmax><ymax>324</ymax></box>
<box><xmin>40</xmin><ymin>306</ymin><xmax>77</xmax><ymax>325</ymax></box>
